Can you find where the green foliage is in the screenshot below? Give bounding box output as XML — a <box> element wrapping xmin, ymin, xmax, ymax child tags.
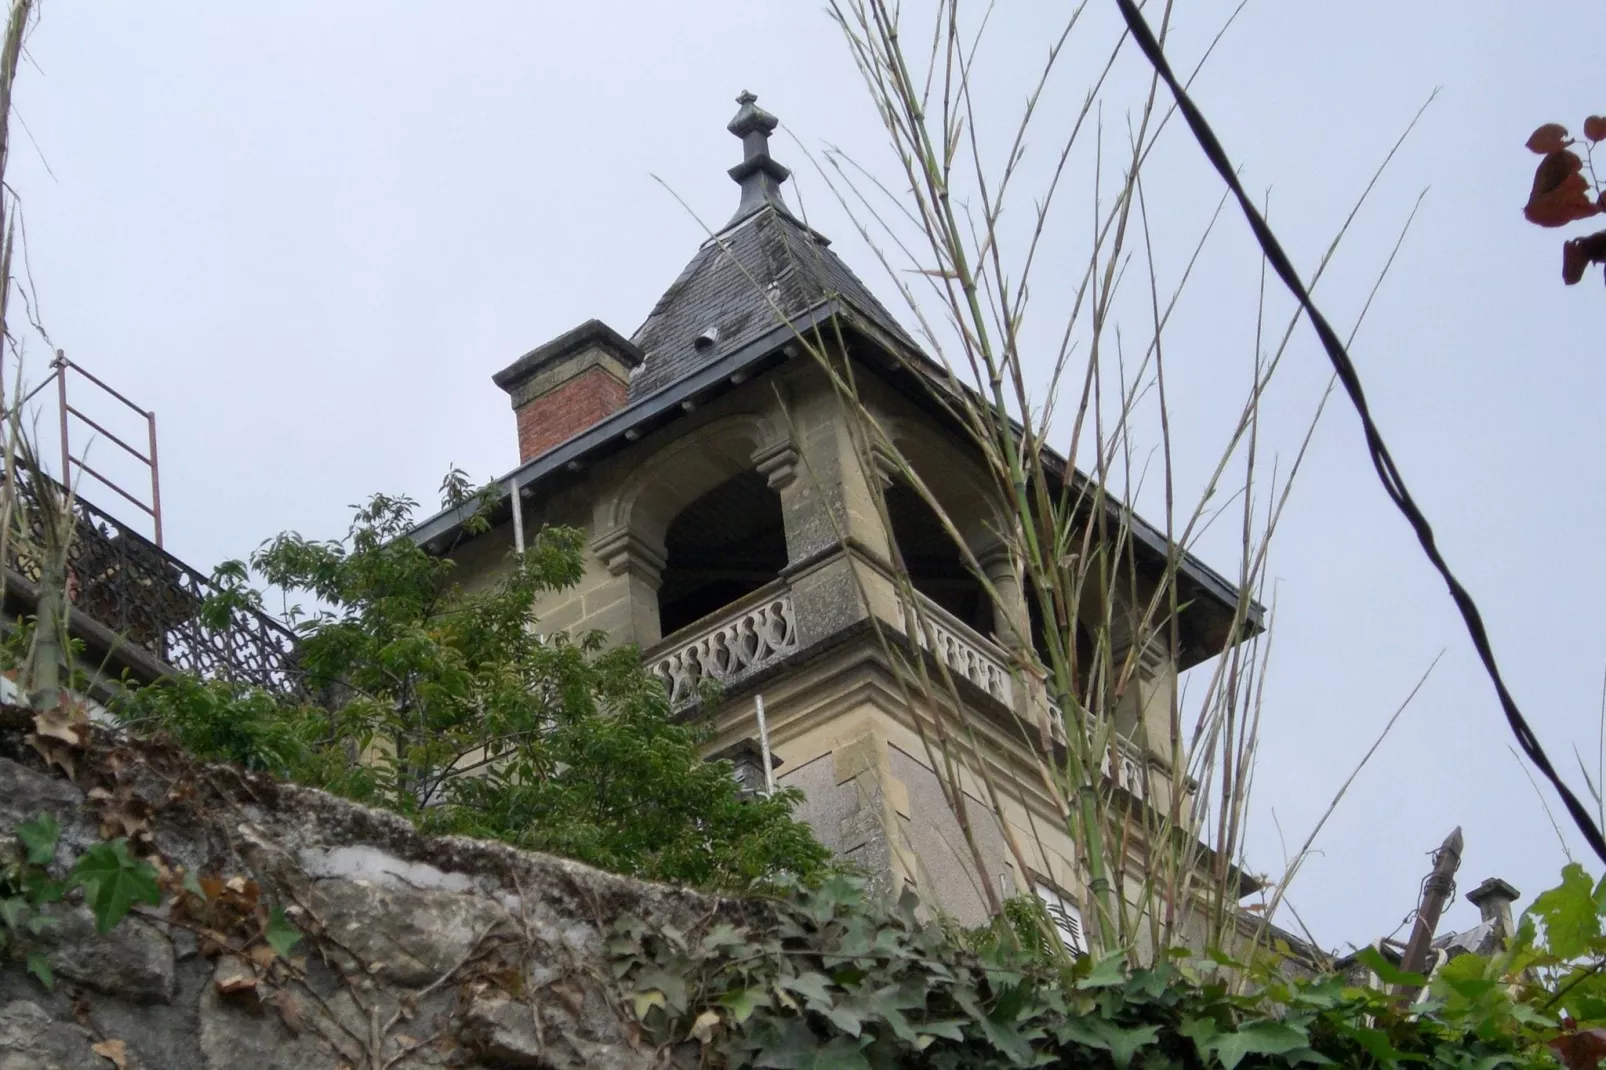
<box><xmin>2</xmin><ymin>811</ymin><xmax>64</xmax><ymax>986</ymax></box>
<box><xmin>68</xmin><ymin>839</ymin><xmax>161</xmax><ymax>934</ymax></box>
<box><xmin>265</xmin><ymin>906</ymin><xmax>301</xmax><ymax>958</ymax></box>
<box><xmin>119</xmin><ymin>474</ymin><xmax>831</xmax><ymax>892</ymax></box>
<box><xmin>610</xmin><ymin>873</ymin><xmax>1587</xmax><ymax>1069</ymax></box>
<box><xmin>4</xmin><ymin>814</ymin><xmax>157</xmax><ymax>988</ymax></box>
<box><xmin>15</xmin><ymin>813</ymin><xmax>58</xmax><ymax>866</ymax></box>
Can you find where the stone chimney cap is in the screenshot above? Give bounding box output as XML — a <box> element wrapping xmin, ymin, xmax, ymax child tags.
<box><xmin>1466</xmin><ymin>877</ymin><xmax>1520</xmax><ymax>908</ymax></box>
<box><xmin>492</xmin><ymin>319</ymin><xmax>643</xmax><ymax>395</ymax></box>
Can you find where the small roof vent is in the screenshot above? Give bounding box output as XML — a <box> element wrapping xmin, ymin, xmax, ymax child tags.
<box><xmin>693</xmin><ymin>326</ymin><xmax>720</xmax><ymax>351</ymax></box>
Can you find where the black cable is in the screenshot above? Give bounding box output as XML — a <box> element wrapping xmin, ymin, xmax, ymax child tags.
<box><xmin>1112</xmin><ymin>0</ymin><xmax>1606</xmax><ymax>868</ymax></box>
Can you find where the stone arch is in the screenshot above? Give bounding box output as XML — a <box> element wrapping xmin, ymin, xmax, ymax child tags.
<box><xmin>593</xmin><ymin>411</ymin><xmax>797</xmax><ymax>642</ymax></box>
<box><xmin>868</xmin><ymin>410</ymin><xmax>1022</xmax><ymax>644</ymax></box>
<box><xmin>873</xmin><ymin>412</ymin><xmax>1013</xmax><ymax>555</ymax></box>
<box><xmin>597</xmin><ymin>413</ymin><xmax>791</xmax><ymax>556</ymax></box>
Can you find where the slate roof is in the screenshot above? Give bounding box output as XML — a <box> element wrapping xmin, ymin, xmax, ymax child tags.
<box><xmin>625</xmin><ymin>91</ymin><xmax>916</xmax><ymax>402</ymax></box>
<box><xmin>627</xmin><ymin>205</ymin><xmax>916</xmax><ymax>401</ymax></box>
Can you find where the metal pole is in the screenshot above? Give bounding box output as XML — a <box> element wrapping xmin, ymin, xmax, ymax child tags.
<box><xmin>509</xmin><ymin>478</ymin><xmax>525</xmax><ymax>555</ymax></box>
<box><xmin>146</xmin><ymin>409</ymin><xmax>162</xmax><ymax>547</ymax></box>
<box><xmin>53</xmin><ymin>352</ymin><xmax>68</xmax><ymax>485</ymax></box>
<box><xmin>1397</xmin><ymin>826</ymin><xmax>1464</xmax><ymax>989</ymax></box>
<box><xmin>755</xmin><ymin>694</ymin><xmax>775</xmax><ymax>797</ymax></box>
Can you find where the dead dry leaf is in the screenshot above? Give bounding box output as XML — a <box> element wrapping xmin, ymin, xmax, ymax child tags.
<box><xmin>690</xmin><ymin>1009</ymin><xmax>721</xmax><ymax>1044</ymax></box>
<box><xmin>32</xmin><ymin>701</ymin><xmax>88</xmax><ymax>746</ymax></box>
<box><xmin>215</xmin><ymin>957</ymin><xmax>259</xmax><ymax>995</ymax></box>
<box><xmin>25</xmin><ymin>735</ymin><xmax>77</xmax><ymax>781</ymax></box>
<box><xmin>272</xmin><ymin>989</ymin><xmax>305</xmax><ymax>1035</ymax></box>
<box><xmin>91</xmin><ymin>1038</ymin><xmax>129</xmax><ymax>1069</ymax></box>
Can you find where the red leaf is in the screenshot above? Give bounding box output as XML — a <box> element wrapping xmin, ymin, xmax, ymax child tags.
<box><xmin>1586</xmin><ymin>116</ymin><xmax>1606</xmax><ymax>143</ymax></box>
<box><xmin>1526</xmin><ymin>150</ymin><xmax>1600</xmax><ymax>227</ymax></box>
<box><xmin>1529</xmin><ymin>123</ymin><xmax>1573</xmax><ymax>154</ymax></box>
<box><xmin>1562</xmin><ymin>230</ymin><xmax>1606</xmax><ymax>286</ymax></box>
<box><xmin>1550</xmin><ymin>1028</ymin><xmax>1606</xmax><ymax>1070</ymax></box>
<box><xmin>1563</xmin><ymin>239</ymin><xmax>1589</xmax><ymax>284</ymax></box>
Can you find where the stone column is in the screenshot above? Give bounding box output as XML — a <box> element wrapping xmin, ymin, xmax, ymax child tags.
<box><xmin>772</xmin><ymin>369</ymin><xmax>893</xmax><ymax>564</ymax></box>
<box><xmin>771</xmin><ymin>367</ymin><xmax>899</xmax><ymax>649</ymax></box>
<box><xmin>588</xmin><ymin>527</ymin><xmax>667</xmax><ymax>649</ymax></box>
<box><xmin>978</xmin><ymin>543</ymin><xmax>1028</xmax><ymax>652</ymax></box>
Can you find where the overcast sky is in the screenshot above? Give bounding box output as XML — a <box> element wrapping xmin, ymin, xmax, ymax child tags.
<box><xmin>9</xmin><ymin>1</ymin><xmax>1606</xmax><ymax>953</ymax></box>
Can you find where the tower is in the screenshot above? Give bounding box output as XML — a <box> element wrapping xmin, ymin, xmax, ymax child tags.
<box><xmin>413</xmin><ymin>93</ymin><xmax>1256</xmax><ymax>933</ymax></box>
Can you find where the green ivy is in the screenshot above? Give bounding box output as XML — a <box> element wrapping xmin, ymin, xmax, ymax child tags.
<box><xmin>609</xmin><ymin>873</ymin><xmax>1578</xmax><ymax>1069</ymax></box>
<box><xmin>2</xmin><ymin>814</ymin><xmax>159</xmax><ymax>988</ymax></box>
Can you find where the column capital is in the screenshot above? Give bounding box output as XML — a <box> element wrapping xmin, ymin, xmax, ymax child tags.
<box><xmin>590</xmin><ymin>526</ymin><xmax>666</xmax><ymax>587</ymax></box>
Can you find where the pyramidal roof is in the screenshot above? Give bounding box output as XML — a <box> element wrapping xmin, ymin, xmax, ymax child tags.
<box><xmin>627</xmin><ymin>92</ymin><xmax>915</xmax><ymax>401</ymax></box>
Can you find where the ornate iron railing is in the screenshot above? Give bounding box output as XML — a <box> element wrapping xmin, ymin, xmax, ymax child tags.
<box><xmin>648</xmin><ymin>582</ymin><xmax>799</xmax><ymax>708</ymax></box>
<box><xmin>3</xmin><ymin>477</ymin><xmax>300</xmax><ymax>694</ymax></box>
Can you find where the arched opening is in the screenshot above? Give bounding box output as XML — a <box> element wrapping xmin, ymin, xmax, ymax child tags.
<box><xmin>884</xmin><ymin>481</ymin><xmax>993</xmax><ymax>636</ymax></box>
<box><xmin>658</xmin><ymin>470</ymin><xmax>788</xmax><ymax>638</ymax></box>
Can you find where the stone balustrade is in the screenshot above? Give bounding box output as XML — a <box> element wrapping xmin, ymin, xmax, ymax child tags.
<box><xmin>648</xmin><ymin>583</ymin><xmax>799</xmax><ymax>708</ymax></box>
<box><xmin>1046</xmin><ymin>698</ymin><xmax>1150</xmax><ymax>802</ymax></box>
<box><xmin>901</xmin><ymin>593</ymin><xmax>1015</xmax><ymax>706</ymax></box>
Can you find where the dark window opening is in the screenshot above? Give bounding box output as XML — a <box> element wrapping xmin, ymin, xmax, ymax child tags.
<box><xmin>1027</xmin><ymin>592</ymin><xmax>1096</xmax><ymax>698</ymax></box>
<box><xmin>658</xmin><ymin>470</ymin><xmax>788</xmax><ymax>638</ymax></box>
<box><xmin>884</xmin><ymin>481</ymin><xmax>992</xmax><ymax>636</ymax></box>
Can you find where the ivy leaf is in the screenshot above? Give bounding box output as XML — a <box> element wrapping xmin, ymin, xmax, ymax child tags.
<box><xmin>0</xmin><ymin>896</ymin><xmax>23</xmax><ymax>930</ymax></box>
<box><xmin>16</xmin><ymin>813</ymin><xmax>60</xmax><ymax>866</ymax></box>
<box><xmin>634</xmin><ymin>965</ymin><xmax>689</xmax><ymax>1014</ymax></box>
<box><xmin>702</xmin><ymin>922</ymin><xmax>747</xmax><ymax>951</ymax></box>
<box><xmin>1531</xmin><ymin>863</ymin><xmax>1601</xmax><ymax>960</ymax></box>
<box><xmin>756</xmin><ymin>1016</ymin><xmax>858</xmax><ymax>1069</ymax></box>
<box><xmin>26</xmin><ymin>951</ymin><xmax>54</xmax><ymax>989</ymax></box>
<box><xmin>68</xmin><ymin>840</ymin><xmax>161</xmax><ymax>934</ymax></box>
<box><xmin>23</xmin><ymin>873</ymin><xmax>65</xmax><ymax>905</ymax></box>
<box><xmin>265</xmin><ymin>907</ymin><xmax>301</xmax><ymax>958</ymax></box>
<box><xmin>1342</xmin><ymin>1025</ymin><xmax>1414</xmax><ymax>1064</ymax></box>
<box><xmin>916</xmin><ymin>1019</ymin><xmax>968</xmax><ymax>1045</ymax></box>
<box><xmin>1075</xmin><ymin>950</ymin><xmax>1129</xmax><ymax>989</ymax></box>
<box><xmin>1204</xmin><ymin>1020</ymin><xmax>1310</xmax><ymax>1070</ymax></box>
<box><xmin>631</xmin><ymin>988</ymin><xmax>666</xmax><ymax>1020</ymax></box>
<box><xmin>1058</xmin><ymin>1018</ymin><xmax>1160</xmax><ymax>1069</ymax></box>
<box><xmin>1353</xmin><ymin>945</ymin><xmax>1426</xmax><ymax>990</ymax></box>
<box><xmin>719</xmin><ymin>986</ymin><xmax>770</xmax><ymax>1025</ymax></box>
<box><xmin>781</xmin><ymin>970</ymin><xmax>835</xmax><ymax>1008</ymax></box>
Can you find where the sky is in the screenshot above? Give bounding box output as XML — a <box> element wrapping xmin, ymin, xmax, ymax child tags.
<box><xmin>8</xmin><ymin>1</ymin><xmax>1606</xmax><ymax>954</ymax></box>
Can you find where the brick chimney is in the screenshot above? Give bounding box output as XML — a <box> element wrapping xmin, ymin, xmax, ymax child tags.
<box><xmin>1466</xmin><ymin>877</ymin><xmax>1520</xmax><ymax>934</ymax></box>
<box><xmin>493</xmin><ymin>319</ymin><xmax>643</xmax><ymax>464</ymax></box>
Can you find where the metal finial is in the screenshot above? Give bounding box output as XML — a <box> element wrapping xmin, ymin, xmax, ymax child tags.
<box><xmin>724</xmin><ymin>91</ymin><xmax>790</xmax><ymax>228</ymax></box>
